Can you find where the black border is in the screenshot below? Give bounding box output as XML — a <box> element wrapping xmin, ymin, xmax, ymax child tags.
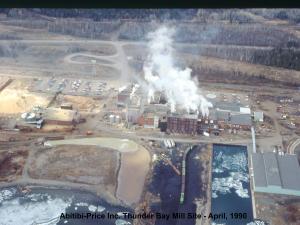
<box><xmin>1</xmin><ymin>0</ymin><xmax>300</xmax><ymax>9</ymax></box>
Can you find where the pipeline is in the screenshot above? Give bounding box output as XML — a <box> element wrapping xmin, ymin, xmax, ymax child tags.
<box><xmin>180</xmin><ymin>146</ymin><xmax>193</xmax><ymax>204</ymax></box>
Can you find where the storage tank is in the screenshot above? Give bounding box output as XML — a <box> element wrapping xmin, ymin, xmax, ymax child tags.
<box><xmin>27</xmin><ymin>112</ymin><xmax>36</xmax><ymax>121</ymax></box>
<box><xmin>203</xmin><ymin>131</ymin><xmax>210</xmax><ymax>137</ymax></box>
<box><xmin>163</xmin><ymin>140</ymin><xmax>168</xmax><ymax>148</ymax></box>
<box><xmin>115</xmin><ymin>115</ymin><xmax>120</xmax><ymax>123</ymax></box>
<box><xmin>166</xmin><ymin>139</ymin><xmax>172</xmax><ymax>148</ymax></box>
<box><xmin>109</xmin><ymin>115</ymin><xmax>115</xmax><ymax>123</ymax></box>
<box><xmin>170</xmin><ymin>139</ymin><xmax>175</xmax><ymax>147</ymax></box>
<box><xmin>21</xmin><ymin>112</ymin><xmax>28</xmax><ymax>119</ymax></box>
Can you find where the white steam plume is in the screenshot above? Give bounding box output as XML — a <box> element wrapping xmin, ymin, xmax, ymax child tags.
<box><xmin>143</xmin><ymin>26</ymin><xmax>212</xmax><ymax>116</ymax></box>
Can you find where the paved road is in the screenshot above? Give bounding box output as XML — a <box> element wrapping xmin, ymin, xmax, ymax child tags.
<box><xmin>0</xmin><ymin>177</ymin><xmax>97</xmax><ymax>193</ymax></box>
<box><xmin>0</xmin><ymin>39</ymin><xmax>275</xmax><ymax>50</ymax></box>
<box><xmin>287</xmin><ymin>138</ymin><xmax>300</xmax><ymax>154</ymax></box>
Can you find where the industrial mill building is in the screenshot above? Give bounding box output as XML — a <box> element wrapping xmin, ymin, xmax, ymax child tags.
<box><xmin>252</xmin><ymin>152</ymin><xmax>300</xmax><ymax>196</ymax></box>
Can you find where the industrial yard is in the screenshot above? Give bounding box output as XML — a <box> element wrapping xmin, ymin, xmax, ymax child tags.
<box><xmin>0</xmin><ymin>8</ymin><xmax>300</xmax><ymax>225</ymax></box>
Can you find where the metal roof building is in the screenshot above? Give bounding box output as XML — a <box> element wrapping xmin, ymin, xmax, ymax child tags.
<box><xmin>214</xmin><ymin>102</ymin><xmax>241</xmax><ymax>112</ymax></box>
<box><xmin>253</xmin><ymin>111</ymin><xmax>264</xmax><ymax>122</ymax></box>
<box><xmin>252</xmin><ymin>152</ymin><xmax>300</xmax><ymax>196</ymax></box>
<box><xmin>231</xmin><ymin>113</ymin><xmax>252</xmax><ymax>126</ymax></box>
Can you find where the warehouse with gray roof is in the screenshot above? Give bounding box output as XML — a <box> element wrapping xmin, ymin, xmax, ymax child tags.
<box><xmin>252</xmin><ymin>152</ymin><xmax>300</xmax><ymax>196</ymax></box>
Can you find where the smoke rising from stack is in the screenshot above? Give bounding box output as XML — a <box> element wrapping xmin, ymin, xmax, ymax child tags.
<box><xmin>143</xmin><ymin>26</ymin><xmax>212</xmax><ymax>116</ymax></box>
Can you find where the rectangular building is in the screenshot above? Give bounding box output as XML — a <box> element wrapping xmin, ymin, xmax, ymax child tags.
<box><xmin>167</xmin><ymin>114</ymin><xmax>198</xmax><ymax>135</ymax></box>
<box><xmin>252</xmin><ymin>152</ymin><xmax>300</xmax><ymax>196</ymax></box>
<box><xmin>230</xmin><ymin>113</ymin><xmax>252</xmax><ymax>130</ymax></box>
<box><xmin>117</xmin><ymin>90</ymin><xmax>130</xmax><ymax>106</ymax></box>
<box><xmin>43</xmin><ymin>108</ymin><xmax>80</xmax><ymax>126</ymax></box>
<box><xmin>139</xmin><ymin>113</ymin><xmax>159</xmax><ymax>129</ymax></box>
<box><xmin>127</xmin><ymin>106</ymin><xmax>142</xmax><ymax>124</ymax></box>
<box><xmin>254</xmin><ymin>111</ymin><xmax>264</xmax><ymax>122</ymax></box>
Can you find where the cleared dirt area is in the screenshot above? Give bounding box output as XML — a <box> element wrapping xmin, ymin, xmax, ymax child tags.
<box><xmin>185</xmin><ymin>55</ymin><xmax>300</xmax><ymax>86</ymax></box>
<box><xmin>255</xmin><ymin>193</ymin><xmax>300</xmax><ymax>225</ymax></box>
<box><xmin>0</xmin><ymin>22</ymin><xmax>79</xmax><ymax>40</ymax></box>
<box><xmin>70</xmin><ymin>55</ymin><xmax>114</xmax><ymax>64</ymax></box>
<box><xmin>117</xmin><ymin>147</ymin><xmax>151</xmax><ymax>205</ymax></box>
<box><xmin>28</xmin><ymin>145</ymin><xmax>118</xmax><ymax>189</ymax></box>
<box><xmin>123</xmin><ymin>42</ymin><xmax>300</xmax><ymax>87</ymax></box>
<box><xmin>44</xmin><ymin>137</ymin><xmax>151</xmax><ymax>205</ymax></box>
<box><xmin>41</xmin><ymin>124</ymin><xmax>74</xmax><ymax>132</ymax></box>
<box><xmin>0</xmin><ymin>41</ymin><xmax>120</xmax><ymax>81</ymax></box>
<box><xmin>0</xmin><ymin>149</ymin><xmax>28</xmax><ymax>182</ymax></box>
<box><xmin>45</xmin><ymin>137</ymin><xmax>140</xmax><ymax>152</ymax></box>
<box><xmin>54</xmin><ymin>94</ymin><xmax>102</xmax><ymax>112</ymax></box>
<box><xmin>0</xmin><ymin>80</ymin><xmax>53</xmax><ymax>114</ymax></box>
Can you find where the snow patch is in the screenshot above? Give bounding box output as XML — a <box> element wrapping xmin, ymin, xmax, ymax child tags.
<box><xmin>0</xmin><ymin>188</ymin><xmax>16</xmax><ymax>203</ymax></box>
<box><xmin>0</xmin><ymin>194</ymin><xmax>71</xmax><ymax>225</ymax></box>
<box><xmin>88</xmin><ymin>205</ymin><xmax>97</xmax><ymax>212</ymax></box>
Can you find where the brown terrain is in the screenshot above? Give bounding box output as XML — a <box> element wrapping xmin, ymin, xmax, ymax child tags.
<box><xmin>0</xmin><ymin>149</ymin><xmax>28</xmax><ymax>182</ymax></box>
<box><xmin>29</xmin><ymin>145</ymin><xmax>118</xmax><ymax>189</ymax></box>
<box><xmin>0</xmin><ymin>8</ymin><xmax>299</xmax><ymax>225</ymax></box>
<box><xmin>255</xmin><ymin>193</ymin><xmax>300</xmax><ymax>225</ymax></box>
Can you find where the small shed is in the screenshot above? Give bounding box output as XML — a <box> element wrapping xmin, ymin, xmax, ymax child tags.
<box><xmin>254</xmin><ymin>111</ymin><xmax>264</xmax><ymax>122</ymax></box>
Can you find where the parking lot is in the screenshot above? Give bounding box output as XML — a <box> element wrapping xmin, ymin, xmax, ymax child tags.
<box><xmin>203</xmin><ymin>90</ymin><xmax>251</xmax><ymax>106</ymax></box>
<box><xmin>31</xmin><ymin>78</ymin><xmax>107</xmax><ymax>96</ymax></box>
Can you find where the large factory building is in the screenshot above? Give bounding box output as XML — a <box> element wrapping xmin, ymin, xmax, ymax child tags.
<box><xmin>167</xmin><ymin>114</ymin><xmax>198</xmax><ymax>135</ymax></box>
<box><xmin>252</xmin><ymin>152</ymin><xmax>300</xmax><ymax>196</ymax></box>
<box><xmin>165</xmin><ymin>106</ymin><xmax>252</xmax><ymax>135</ymax></box>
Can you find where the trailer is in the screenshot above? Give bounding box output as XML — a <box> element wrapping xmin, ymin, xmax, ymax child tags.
<box><xmin>163</xmin><ymin>139</ymin><xmax>168</xmax><ymax>148</ymax></box>
<box><xmin>170</xmin><ymin>139</ymin><xmax>175</xmax><ymax>147</ymax></box>
<box><xmin>166</xmin><ymin>139</ymin><xmax>172</xmax><ymax>148</ymax></box>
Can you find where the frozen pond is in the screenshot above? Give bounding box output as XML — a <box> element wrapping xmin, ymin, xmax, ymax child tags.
<box><xmin>211</xmin><ymin>144</ymin><xmax>253</xmax><ymax>225</ymax></box>
<box><xmin>150</xmin><ymin>144</ymin><xmax>204</xmax><ymax>225</ymax></box>
<box><xmin>0</xmin><ymin>186</ymin><xmax>132</xmax><ymax>225</ymax></box>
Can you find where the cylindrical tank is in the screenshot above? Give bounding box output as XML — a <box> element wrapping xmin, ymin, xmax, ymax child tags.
<box><xmin>109</xmin><ymin>115</ymin><xmax>115</xmax><ymax>123</ymax></box>
<box><xmin>115</xmin><ymin>115</ymin><xmax>120</xmax><ymax>123</ymax></box>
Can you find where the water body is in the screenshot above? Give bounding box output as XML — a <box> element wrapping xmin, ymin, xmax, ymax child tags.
<box><xmin>0</xmin><ymin>186</ymin><xmax>132</xmax><ymax>225</ymax></box>
<box><xmin>177</xmin><ymin>145</ymin><xmax>204</xmax><ymax>225</ymax></box>
<box><xmin>150</xmin><ymin>144</ymin><xmax>203</xmax><ymax>225</ymax></box>
<box><xmin>211</xmin><ymin>144</ymin><xmax>253</xmax><ymax>225</ymax></box>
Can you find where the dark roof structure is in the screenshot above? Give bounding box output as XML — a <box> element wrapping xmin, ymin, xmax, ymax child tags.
<box><xmin>263</xmin><ymin>152</ymin><xmax>282</xmax><ymax>186</ymax></box>
<box><xmin>252</xmin><ymin>153</ymin><xmax>267</xmax><ymax>187</ymax></box>
<box><xmin>252</xmin><ymin>152</ymin><xmax>300</xmax><ymax>196</ymax></box>
<box><xmin>277</xmin><ymin>154</ymin><xmax>300</xmax><ymax>190</ymax></box>
<box><xmin>231</xmin><ymin>113</ymin><xmax>252</xmax><ymax>126</ymax></box>
<box><xmin>214</xmin><ymin>102</ymin><xmax>241</xmax><ymax>112</ymax></box>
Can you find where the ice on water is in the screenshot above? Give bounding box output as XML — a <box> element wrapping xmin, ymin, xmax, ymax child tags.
<box><xmin>247</xmin><ymin>221</ymin><xmax>267</xmax><ymax>225</ymax></box>
<box><xmin>0</xmin><ymin>186</ymin><xmax>110</xmax><ymax>225</ymax></box>
<box><xmin>0</xmin><ymin>190</ymin><xmax>71</xmax><ymax>225</ymax></box>
<box><xmin>0</xmin><ymin>188</ymin><xmax>17</xmax><ymax>203</ymax></box>
<box><xmin>212</xmin><ymin>151</ymin><xmax>250</xmax><ymax>198</ymax></box>
<box><xmin>115</xmin><ymin>219</ymin><xmax>131</xmax><ymax>225</ymax></box>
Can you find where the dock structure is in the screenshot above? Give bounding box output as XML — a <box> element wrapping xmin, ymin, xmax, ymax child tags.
<box><xmin>180</xmin><ymin>146</ymin><xmax>193</xmax><ymax>204</ymax></box>
<box><xmin>164</xmin><ymin>159</ymin><xmax>181</xmax><ymax>176</ymax></box>
<box><xmin>251</xmin><ymin>126</ymin><xmax>256</xmax><ymax>153</ymax></box>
